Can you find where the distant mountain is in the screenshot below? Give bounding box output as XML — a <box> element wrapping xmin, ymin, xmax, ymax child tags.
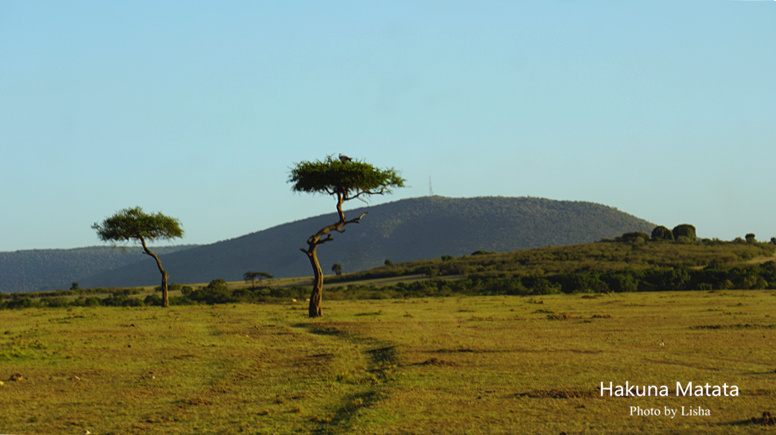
<box><xmin>0</xmin><ymin>245</ymin><xmax>197</xmax><ymax>293</ymax></box>
<box><xmin>78</xmin><ymin>196</ymin><xmax>655</xmax><ymax>289</ymax></box>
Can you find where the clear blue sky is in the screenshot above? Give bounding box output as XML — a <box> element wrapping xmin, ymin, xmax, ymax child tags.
<box><xmin>2</xmin><ymin>1</ymin><xmax>775</xmax><ymax>251</ymax></box>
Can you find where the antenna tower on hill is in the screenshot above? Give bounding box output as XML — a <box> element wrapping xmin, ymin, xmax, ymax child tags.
<box><xmin>429</xmin><ymin>176</ymin><xmax>434</xmax><ymax>197</ymax></box>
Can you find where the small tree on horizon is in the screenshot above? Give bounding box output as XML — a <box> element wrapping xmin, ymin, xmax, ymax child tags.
<box><xmin>289</xmin><ymin>155</ymin><xmax>405</xmax><ymax>317</ymax></box>
<box><xmin>331</xmin><ymin>263</ymin><xmax>343</xmax><ymax>276</ymax></box>
<box><xmin>244</xmin><ymin>271</ymin><xmax>274</xmax><ymax>289</ymax></box>
<box><xmin>92</xmin><ymin>207</ymin><xmax>183</xmax><ymax>307</ymax></box>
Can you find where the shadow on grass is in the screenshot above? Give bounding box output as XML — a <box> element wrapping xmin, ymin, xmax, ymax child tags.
<box><xmin>726</xmin><ymin>411</ymin><xmax>776</xmax><ymax>427</ymax></box>
<box><xmin>314</xmin><ymin>344</ymin><xmax>399</xmax><ymax>434</ymax></box>
<box><xmin>313</xmin><ymin>390</ymin><xmax>386</xmax><ymax>434</ymax></box>
<box><xmin>366</xmin><ymin>345</ymin><xmax>397</xmax><ymax>365</ymax></box>
<box><xmin>291</xmin><ymin>322</ymin><xmax>400</xmax><ymax>433</ymax></box>
<box><xmin>291</xmin><ymin>323</ymin><xmax>346</xmax><ymax>337</ymax></box>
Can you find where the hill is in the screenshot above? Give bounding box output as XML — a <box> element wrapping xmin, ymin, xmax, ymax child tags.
<box><xmin>0</xmin><ymin>245</ymin><xmax>196</xmax><ymax>293</ymax></box>
<box><xmin>78</xmin><ymin>196</ymin><xmax>654</xmax><ymax>289</ymax></box>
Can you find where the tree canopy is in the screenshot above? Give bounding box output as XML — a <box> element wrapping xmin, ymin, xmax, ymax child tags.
<box><xmin>92</xmin><ymin>206</ymin><xmax>183</xmax><ymax>307</ymax></box>
<box><xmin>289</xmin><ymin>155</ymin><xmax>405</xmax><ymax>317</ymax></box>
<box><xmin>289</xmin><ymin>156</ymin><xmax>405</xmax><ymax>200</ymax></box>
<box><xmin>92</xmin><ymin>206</ymin><xmax>183</xmax><ymax>244</ymax></box>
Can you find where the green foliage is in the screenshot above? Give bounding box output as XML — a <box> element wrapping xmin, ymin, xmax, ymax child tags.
<box><xmin>92</xmin><ymin>206</ymin><xmax>184</xmax><ymax>307</ymax></box>
<box><xmin>243</xmin><ymin>271</ymin><xmax>273</xmax><ymax>289</ymax></box>
<box><xmin>602</xmin><ymin>272</ymin><xmax>639</xmax><ymax>292</ymax></box>
<box><xmin>616</xmin><ymin>232</ymin><xmax>648</xmax><ymax>244</ymax></box>
<box><xmin>5</xmin><ymin>232</ymin><xmax>776</xmax><ymax>310</ymax></box>
<box><xmin>332</xmin><ymin>263</ymin><xmax>343</xmax><ymax>276</ymax></box>
<box><xmin>672</xmin><ymin>224</ymin><xmax>696</xmax><ymax>241</ymax></box>
<box><xmin>185</xmin><ymin>279</ymin><xmax>234</xmax><ymax>304</ymax></box>
<box><xmin>144</xmin><ymin>294</ymin><xmax>163</xmax><ymax>306</ymax></box>
<box><xmin>155</xmin><ymin>282</ymin><xmax>183</xmax><ymax>292</ymax></box>
<box><xmin>471</xmin><ymin>250</ymin><xmax>495</xmax><ymax>256</ymax></box>
<box><xmin>290</xmin><ymin>155</ymin><xmax>406</xmax><ymax>317</ymax></box>
<box><xmin>288</xmin><ymin>155</ymin><xmax>405</xmax><ymax>197</ymax></box>
<box><xmin>651</xmin><ymin>226</ymin><xmax>673</xmax><ymax>241</ymax></box>
<box><xmin>92</xmin><ymin>206</ymin><xmax>183</xmax><ymax>245</ymax></box>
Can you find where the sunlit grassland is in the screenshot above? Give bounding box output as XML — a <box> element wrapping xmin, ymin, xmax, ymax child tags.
<box><xmin>1</xmin><ymin>291</ymin><xmax>775</xmax><ymax>434</ymax></box>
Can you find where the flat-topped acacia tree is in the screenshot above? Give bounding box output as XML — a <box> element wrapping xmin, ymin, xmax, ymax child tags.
<box><xmin>289</xmin><ymin>155</ymin><xmax>405</xmax><ymax>317</ymax></box>
<box><xmin>92</xmin><ymin>207</ymin><xmax>183</xmax><ymax>307</ymax></box>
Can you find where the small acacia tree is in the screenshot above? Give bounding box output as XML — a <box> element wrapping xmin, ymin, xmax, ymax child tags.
<box><xmin>289</xmin><ymin>155</ymin><xmax>405</xmax><ymax>317</ymax></box>
<box><xmin>244</xmin><ymin>271</ymin><xmax>273</xmax><ymax>289</ymax></box>
<box><xmin>92</xmin><ymin>206</ymin><xmax>183</xmax><ymax>307</ymax></box>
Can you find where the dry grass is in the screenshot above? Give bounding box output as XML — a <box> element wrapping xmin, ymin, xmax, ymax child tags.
<box><xmin>1</xmin><ymin>291</ymin><xmax>775</xmax><ymax>434</ymax></box>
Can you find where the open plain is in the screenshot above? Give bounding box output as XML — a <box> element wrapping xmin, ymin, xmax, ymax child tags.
<box><xmin>1</xmin><ymin>290</ymin><xmax>774</xmax><ymax>434</ymax></box>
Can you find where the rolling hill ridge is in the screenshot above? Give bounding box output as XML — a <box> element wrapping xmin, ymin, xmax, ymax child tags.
<box><xmin>77</xmin><ymin>196</ymin><xmax>655</xmax><ymax>289</ymax></box>
<box><xmin>0</xmin><ymin>245</ymin><xmax>196</xmax><ymax>293</ymax></box>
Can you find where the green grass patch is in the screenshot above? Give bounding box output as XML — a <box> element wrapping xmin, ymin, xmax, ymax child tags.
<box><xmin>0</xmin><ymin>292</ymin><xmax>774</xmax><ymax>433</ymax></box>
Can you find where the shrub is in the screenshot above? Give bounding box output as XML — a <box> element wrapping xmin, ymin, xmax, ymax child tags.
<box><xmin>672</xmin><ymin>224</ymin><xmax>696</xmax><ymax>241</ymax></box>
<box><xmin>186</xmin><ymin>279</ymin><xmax>235</xmax><ymax>304</ymax></box>
<box><xmin>471</xmin><ymin>250</ymin><xmax>495</xmax><ymax>256</ymax></box>
<box><xmin>523</xmin><ymin>277</ymin><xmax>561</xmax><ymax>295</ymax></box>
<box><xmin>144</xmin><ymin>294</ymin><xmax>163</xmax><ymax>306</ymax></box>
<box><xmin>618</xmin><ymin>232</ymin><xmax>649</xmax><ymax>243</ymax></box>
<box><xmin>604</xmin><ymin>272</ymin><xmax>639</xmax><ymax>292</ymax></box>
<box><xmin>651</xmin><ymin>226</ymin><xmax>674</xmax><ymax>241</ymax></box>
<box><xmin>83</xmin><ymin>297</ymin><xmax>102</xmax><ymax>307</ymax></box>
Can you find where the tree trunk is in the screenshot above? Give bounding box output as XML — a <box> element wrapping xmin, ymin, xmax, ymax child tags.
<box><xmin>300</xmin><ymin>193</ymin><xmax>367</xmax><ymax>318</ymax></box>
<box><xmin>306</xmin><ymin>246</ymin><xmax>323</xmax><ymax>318</ymax></box>
<box><xmin>140</xmin><ymin>237</ymin><xmax>170</xmax><ymax>307</ymax></box>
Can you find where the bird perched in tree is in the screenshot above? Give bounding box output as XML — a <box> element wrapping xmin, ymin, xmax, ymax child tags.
<box><xmin>339</xmin><ymin>153</ymin><xmax>353</xmax><ymax>163</ymax></box>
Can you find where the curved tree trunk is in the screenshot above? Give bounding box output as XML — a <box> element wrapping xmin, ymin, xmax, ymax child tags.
<box><xmin>140</xmin><ymin>237</ymin><xmax>170</xmax><ymax>307</ymax></box>
<box><xmin>306</xmin><ymin>246</ymin><xmax>323</xmax><ymax>317</ymax></box>
<box><xmin>301</xmin><ymin>193</ymin><xmax>367</xmax><ymax>318</ymax></box>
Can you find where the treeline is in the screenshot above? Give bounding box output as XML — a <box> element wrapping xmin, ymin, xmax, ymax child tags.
<box><xmin>321</xmin><ymin>261</ymin><xmax>776</xmax><ymax>298</ymax></box>
<box><xmin>327</xmin><ymin>236</ymin><xmax>776</xmax><ymax>285</ymax></box>
<box><xmin>3</xmin><ymin>226</ymin><xmax>776</xmax><ymax>309</ymax></box>
<box><xmin>4</xmin><ymin>261</ymin><xmax>776</xmax><ymax>309</ymax></box>
<box><xmin>0</xmin><ymin>281</ymin><xmax>313</xmax><ymax>309</ymax></box>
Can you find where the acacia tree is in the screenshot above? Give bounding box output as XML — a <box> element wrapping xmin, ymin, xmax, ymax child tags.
<box><xmin>244</xmin><ymin>271</ymin><xmax>273</xmax><ymax>289</ymax></box>
<box><xmin>92</xmin><ymin>206</ymin><xmax>183</xmax><ymax>307</ymax></box>
<box><xmin>289</xmin><ymin>155</ymin><xmax>405</xmax><ymax>317</ymax></box>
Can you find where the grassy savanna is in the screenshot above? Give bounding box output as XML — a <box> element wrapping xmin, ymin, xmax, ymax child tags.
<box><xmin>2</xmin><ymin>291</ymin><xmax>775</xmax><ymax>434</ymax></box>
